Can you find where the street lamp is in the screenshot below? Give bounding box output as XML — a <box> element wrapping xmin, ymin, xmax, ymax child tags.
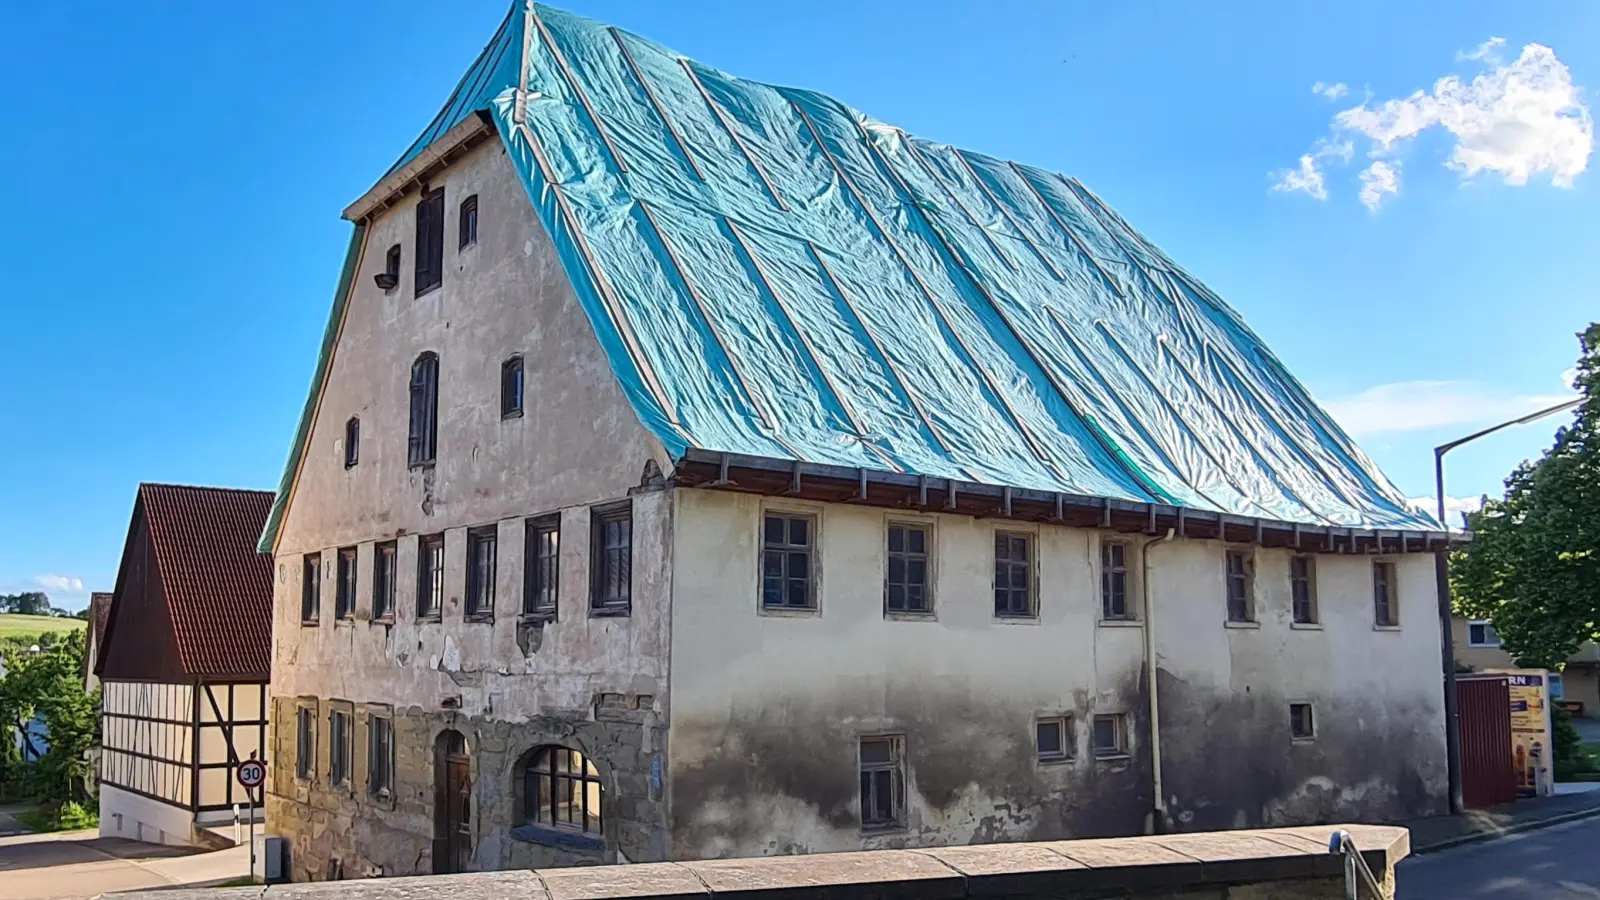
<box><xmin>1433</xmin><ymin>397</ymin><xmax>1580</xmax><ymax>816</ymax></box>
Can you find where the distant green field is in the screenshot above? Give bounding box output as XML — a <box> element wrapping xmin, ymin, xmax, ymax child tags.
<box><xmin>0</xmin><ymin>614</ymin><xmax>86</xmax><ymax>638</ymax></box>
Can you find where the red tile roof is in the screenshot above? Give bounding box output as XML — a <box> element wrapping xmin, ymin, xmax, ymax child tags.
<box><xmin>139</xmin><ymin>484</ymin><xmax>274</xmax><ymax>679</ymax></box>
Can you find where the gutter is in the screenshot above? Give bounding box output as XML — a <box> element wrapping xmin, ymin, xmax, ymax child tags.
<box><xmin>1143</xmin><ymin>528</ymin><xmax>1176</xmax><ymax>833</ymax></box>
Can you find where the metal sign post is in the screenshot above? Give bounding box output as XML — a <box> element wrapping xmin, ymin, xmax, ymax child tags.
<box><xmin>237</xmin><ymin>753</ymin><xmax>267</xmax><ymax>881</ymax></box>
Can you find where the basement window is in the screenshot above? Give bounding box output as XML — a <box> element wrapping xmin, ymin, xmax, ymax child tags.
<box><xmin>1092</xmin><ymin>714</ymin><xmax>1128</xmax><ymax>759</ymax></box>
<box><xmin>1290</xmin><ymin>703</ymin><xmax>1316</xmax><ymax>741</ymax></box>
<box><xmin>1036</xmin><ymin>716</ymin><xmax>1073</xmax><ymax>763</ymax></box>
<box><xmin>859</xmin><ymin>736</ymin><xmax>905</xmax><ymax>831</ymax></box>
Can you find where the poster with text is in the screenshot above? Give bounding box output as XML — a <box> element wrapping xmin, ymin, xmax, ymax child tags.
<box><xmin>1490</xmin><ymin>669</ymin><xmax>1554</xmax><ymax>797</ymax></box>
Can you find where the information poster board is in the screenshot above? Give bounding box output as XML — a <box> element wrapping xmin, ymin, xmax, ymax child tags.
<box><xmin>1488</xmin><ymin>669</ymin><xmax>1554</xmax><ymax>797</ymax></box>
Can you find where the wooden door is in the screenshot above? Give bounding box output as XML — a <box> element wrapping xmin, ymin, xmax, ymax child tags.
<box><xmin>435</xmin><ymin>731</ymin><xmax>472</xmax><ymax>874</ymax></box>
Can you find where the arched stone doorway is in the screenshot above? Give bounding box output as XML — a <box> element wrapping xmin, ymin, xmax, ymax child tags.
<box><xmin>434</xmin><ymin>730</ymin><xmax>472</xmax><ymax>874</ymax></box>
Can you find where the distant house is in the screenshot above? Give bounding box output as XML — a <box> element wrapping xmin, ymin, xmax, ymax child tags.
<box><xmin>83</xmin><ymin>591</ymin><xmax>112</xmax><ymax>693</ymax></box>
<box><xmin>1453</xmin><ymin>614</ymin><xmax>1600</xmax><ymax>717</ymax></box>
<box><xmin>95</xmin><ymin>484</ymin><xmax>274</xmax><ymax>847</ymax></box>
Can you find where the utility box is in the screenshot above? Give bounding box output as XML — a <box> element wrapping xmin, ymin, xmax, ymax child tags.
<box><xmin>263</xmin><ymin>836</ymin><xmax>290</xmax><ymax>884</ymax></box>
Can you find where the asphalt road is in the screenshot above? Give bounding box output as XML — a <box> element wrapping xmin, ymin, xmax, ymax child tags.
<box><xmin>1398</xmin><ymin>816</ymin><xmax>1600</xmax><ymax>899</ymax></box>
<box><xmin>0</xmin><ymin>805</ymin><xmax>246</xmax><ymax>900</ymax></box>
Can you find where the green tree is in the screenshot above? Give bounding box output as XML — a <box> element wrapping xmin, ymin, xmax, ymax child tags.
<box><xmin>0</xmin><ymin>630</ymin><xmax>99</xmax><ymax>802</ymax></box>
<box><xmin>1453</xmin><ymin>323</ymin><xmax>1600</xmax><ymax>669</ymax></box>
<box><xmin>0</xmin><ymin>592</ymin><xmax>52</xmax><ymax>616</ymax></box>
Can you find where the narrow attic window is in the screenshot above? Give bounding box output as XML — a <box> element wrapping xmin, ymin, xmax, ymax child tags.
<box><xmin>344</xmin><ymin>417</ymin><xmax>360</xmax><ymax>469</ymax></box>
<box><xmin>377</xmin><ymin>245</ymin><xmax>401</xmax><ymax>291</ymax></box>
<box><xmin>502</xmin><ymin>356</ymin><xmax>525</xmax><ymax>419</ymax></box>
<box><xmin>460</xmin><ymin>195</ymin><xmax>479</xmax><ymax>250</ymax></box>
<box><xmin>415</xmin><ymin>188</ymin><xmax>445</xmax><ymax>296</ymax></box>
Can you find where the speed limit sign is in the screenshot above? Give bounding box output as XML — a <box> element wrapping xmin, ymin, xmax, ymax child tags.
<box><xmin>237</xmin><ymin>759</ymin><xmax>267</xmax><ymax>789</ymax></box>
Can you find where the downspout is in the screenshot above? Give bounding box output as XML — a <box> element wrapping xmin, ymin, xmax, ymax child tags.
<box><xmin>1144</xmin><ymin>528</ymin><xmax>1176</xmax><ymax>834</ymax></box>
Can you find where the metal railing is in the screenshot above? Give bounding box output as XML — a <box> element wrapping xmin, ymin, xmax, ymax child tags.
<box><xmin>1329</xmin><ymin>829</ymin><xmax>1386</xmax><ymax>899</ymax></box>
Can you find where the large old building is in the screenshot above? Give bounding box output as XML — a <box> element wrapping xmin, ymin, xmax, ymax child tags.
<box><xmin>261</xmin><ymin>3</ymin><xmax>1453</xmax><ymax>880</ymax></box>
<box><xmin>96</xmin><ymin>484</ymin><xmax>275</xmax><ymax>847</ymax></box>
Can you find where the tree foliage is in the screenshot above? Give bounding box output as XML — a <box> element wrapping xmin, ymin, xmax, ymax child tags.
<box><xmin>0</xmin><ymin>630</ymin><xmax>99</xmax><ymax>802</ymax></box>
<box><xmin>0</xmin><ymin>592</ymin><xmax>54</xmax><ymax>616</ymax></box>
<box><xmin>1452</xmin><ymin>323</ymin><xmax>1600</xmax><ymax>669</ymax></box>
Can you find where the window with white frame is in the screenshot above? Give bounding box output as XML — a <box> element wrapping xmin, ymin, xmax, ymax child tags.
<box><xmin>1468</xmin><ymin>620</ymin><xmax>1500</xmax><ymax>648</ymax></box>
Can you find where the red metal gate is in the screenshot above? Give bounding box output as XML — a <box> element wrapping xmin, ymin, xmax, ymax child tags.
<box><xmin>1458</xmin><ymin>675</ymin><xmax>1516</xmax><ymax>809</ymax></box>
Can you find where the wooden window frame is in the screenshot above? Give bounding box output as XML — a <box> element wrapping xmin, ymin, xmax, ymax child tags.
<box><xmin>329</xmin><ymin>705</ymin><xmax>353</xmax><ymax>788</ymax></box>
<box><xmin>335</xmin><ymin>547</ymin><xmax>357</xmax><ymax>622</ymax></box>
<box><xmin>522</xmin><ymin>746</ymin><xmax>603</xmax><ymax>835</ymax></box>
<box><xmin>465</xmin><ymin>526</ymin><xmax>498</xmax><ymax>622</ymax></box>
<box><xmin>1224</xmin><ymin>548</ymin><xmax>1256</xmax><ymax>624</ymax></box>
<box><xmin>1373</xmin><ymin>560</ymin><xmax>1399</xmax><ymax>627</ymax></box>
<box><xmin>993</xmin><ymin>530</ymin><xmax>1036</xmax><ymax>619</ymax></box>
<box><xmin>459</xmin><ymin>194</ymin><xmax>479</xmax><ymax>250</ymax></box>
<box><xmin>372</xmin><ymin>541</ymin><xmax>397</xmax><ymax>623</ymax></box>
<box><xmin>762</xmin><ymin>512</ymin><xmax>817</xmax><ymax>611</ymax></box>
<box><xmin>589</xmin><ymin>501</ymin><xmax>632</xmax><ymax>616</ymax></box>
<box><xmin>417</xmin><ymin>533</ymin><xmax>445</xmax><ymax>622</ymax></box>
<box><xmin>858</xmin><ymin>735</ymin><xmax>906</xmax><ymax>832</ymax></box>
<box><xmin>884</xmin><ymin>521</ymin><xmax>932</xmax><ymax>617</ymax></box>
<box><xmin>294</xmin><ymin>701</ymin><xmax>316</xmax><ymax>782</ymax></box>
<box><xmin>415</xmin><ymin>187</ymin><xmax>444</xmax><ymax>296</ymax></box>
<box><xmin>366</xmin><ymin>710</ymin><xmax>395</xmax><ymax>800</ymax></box>
<box><xmin>1290</xmin><ymin>554</ymin><xmax>1318</xmax><ymax>625</ymax></box>
<box><xmin>408</xmin><ymin>352</ymin><xmax>439</xmax><ymax>468</ymax></box>
<box><xmin>523</xmin><ymin>515</ymin><xmax>560</xmax><ymax>621</ymax></box>
<box><xmin>300</xmin><ymin>553</ymin><xmax>321</xmax><ymax>626</ymax></box>
<box><xmin>1100</xmin><ymin>539</ymin><xmax>1133</xmax><ymax>621</ymax></box>
<box><xmin>501</xmin><ymin>356</ymin><xmax>525</xmax><ymax>419</ymax></box>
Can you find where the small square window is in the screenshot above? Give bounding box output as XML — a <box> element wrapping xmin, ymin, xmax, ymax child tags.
<box><xmin>1091</xmin><ymin>714</ymin><xmax>1128</xmax><ymax>758</ymax></box>
<box><xmin>1101</xmin><ymin>540</ymin><xmax>1132</xmax><ymax>620</ymax></box>
<box><xmin>763</xmin><ymin>513</ymin><xmax>816</xmax><ymax>610</ymax></box>
<box><xmin>1373</xmin><ymin>561</ymin><xmax>1399</xmax><ymax>627</ymax></box>
<box><xmin>301</xmin><ymin>553</ymin><xmax>321</xmax><ymax>625</ymax></box>
<box><xmin>1036</xmin><ymin>716</ymin><xmax>1073</xmax><ymax>763</ymax></box>
<box><xmin>859</xmin><ymin>736</ymin><xmax>904</xmax><ymax>830</ymax></box>
<box><xmin>501</xmin><ymin>356</ymin><xmax>524</xmax><ymax>419</ymax></box>
<box><xmin>1225</xmin><ymin>549</ymin><xmax>1255</xmax><ymax>623</ymax></box>
<box><xmin>885</xmin><ymin>523</ymin><xmax>930</xmax><ymax>615</ymax></box>
<box><xmin>994</xmin><ymin>531</ymin><xmax>1035</xmax><ymax>618</ymax></box>
<box><xmin>1290</xmin><ymin>555</ymin><xmax>1317</xmax><ymax>624</ymax></box>
<box><xmin>1468</xmin><ymin>620</ymin><xmax>1500</xmax><ymax>648</ymax></box>
<box><xmin>1290</xmin><ymin>703</ymin><xmax>1315</xmax><ymax>740</ymax></box>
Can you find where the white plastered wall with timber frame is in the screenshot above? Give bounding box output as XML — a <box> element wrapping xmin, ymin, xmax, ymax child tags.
<box><xmin>266</xmin><ymin>135</ymin><xmax>676</xmax><ymax>877</ymax></box>
<box><xmin>665</xmin><ymin>487</ymin><xmax>1447</xmax><ymax>859</ymax></box>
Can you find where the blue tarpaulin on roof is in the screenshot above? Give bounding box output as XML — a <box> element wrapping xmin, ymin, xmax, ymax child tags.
<box><xmin>261</xmin><ymin>2</ymin><xmax>1437</xmax><ymax>551</ymax></box>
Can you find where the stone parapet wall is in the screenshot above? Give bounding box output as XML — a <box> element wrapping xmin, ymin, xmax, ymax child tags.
<box><xmin>122</xmin><ymin>823</ymin><xmax>1407</xmax><ymax>900</ymax></box>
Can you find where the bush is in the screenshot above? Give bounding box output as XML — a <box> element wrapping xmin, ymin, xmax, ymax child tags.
<box><xmin>1553</xmin><ymin>704</ymin><xmax>1591</xmax><ymax>780</ymax></box>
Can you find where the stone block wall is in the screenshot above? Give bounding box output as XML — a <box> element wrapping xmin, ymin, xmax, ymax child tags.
<box><xmin>266</xmin><ymin>696</ymin><xmax>668</xmax><ymax>881</ymax></box>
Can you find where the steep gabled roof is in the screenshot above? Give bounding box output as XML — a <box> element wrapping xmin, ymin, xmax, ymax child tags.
<box><xmin>103</xmin><ymin>484</ymin><xmax>274</xmax><ymax>680</ymax></box>
<box><xmin>261</xmin><ymin>3</ymin><xmax>1437</xmax><ymax>551</ymax></box>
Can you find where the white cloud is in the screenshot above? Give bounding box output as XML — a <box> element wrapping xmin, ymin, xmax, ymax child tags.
<box><xmin>1275</xmin><ymin>38</ymin><xmax>1591</xmax><ymax>206</ymax></box>
<box><xmin>1358</xmin><ymin>160</ymin><xmax>1402</xmax><ymax>211</ymax></box>
<box><xmin>1407</xmin><ymin>494</ymin><xmax>1484</xmax><ymax>528</ymax></box>
<box><xmin>1324</xmin><ymin>379</ymin><xmax>1575</xmax><ymax>436</ymax></box>
<box><xmin>1270</xmin><ymin>140</ymin><xmax>1353</xmax><ymax>199</ymax></box>
<box><xmin>34</xmin><ymin>575</ymin><xmax>85</xmax><ymax>594</ymax></box>
<box><xmin>1313</xmin><ymin>80</ymin><xmax>1350</xmax><ymax>100</ymax></box>
<box><xmin>1563</xmin><ymin>366</ymin><xmax>1580</xmax><ymax>389</ymax></box>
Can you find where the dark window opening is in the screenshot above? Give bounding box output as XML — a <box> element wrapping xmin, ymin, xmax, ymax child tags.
<box><xmin>408</xmin><ymin>352</ymin><xmax>439</xmax><ymax>467</ymax></box>
<box><xmin>1092</xmin><ymin>714</ymin><xmax>1128</xmax><ymax>758</ymax></box>
<box><xmin>522</xmin><ymin>746</ymin><xmax>602</xmax><ymax>835</ymax></box>
<box><xmin>994</xmin><ymin>532</ymin><xmax>1034</xmax><ymax>617</ymax></box>
<box><xmin>466</xmin><ymin>527</ymin><xmax>497</xmax><ymax>620</ymax></box>
<box><xmin>335</xmin><ymin>547</ymin><xmax>357</xmax><ymax>621</ymax></box>
<box><xmin>301</xmin><ymin>554</ymin><xmax>321</xmax><ymax>625</ymax></box>
<box><xmin>1291</xmin><ymin>555</ymin><xmax>1317</xmax><ymax>624</ymax></box>
<box><xmin>415</xmin><ymin>187</ymin><xmax>444</xmax><ymax>295</ymax></box>
<box><xmin>295</xmin><ymin>706</ymin><xmax>314</xmax><ymax>780</ymax></box>
<box><xmin>1290</xmin><ymin>703</ymin><xmax>1316</xmax><ymax>740</ymax></box>
<box><xmin>885</xmin><ymin>523</ymin><xmax>929</xmax><ymax>614</ymax></box>
<box><xmin>377</xmin><ymin>244</ymin><xmax>401</xmax><ymax>291</ymax></box>
<box><xmin>1036</xmin><ymin>716</ymin><xmax>1072</xmax><ymax>763</ymax></box>
<box><xmin>1468</xmin><ymin>621</ymin><xmax>1500</xmax><ymax>647</ymax></box>
<box><xmin>1225</xmin><ymin>549</ymin><xmax>1254</xmax><ymax>623</ymax></box>
<box><xmin>1374</xmin><ymin>561</ymin><xmax>1398</xmax><ymax>626</ymax></box>
<box><xmin>859</xmin><ymin>736</ymin><xmax>904</xmax><ymax>830</ymax></box>
<box><xmin>762</xmin><ymin>513</ymin><xmax>816</xmax><ymax>610</ymax></box>
<box><xmin>418</xmin><ymin>534</ymin><xmax>444</xmax><ymax>620</ymax></box>
<box><xmin>344</xmin><ymin>417</ymin><xmax>360</xmax><ymax>468</ymax></box>
<box><xmin>368</xmin><ymin>714</ymin><xmax>394</xmax><ymax>796</ymax></box>
<box><xmin>373</xmin><ymin>542</ymin><xmax>397</xmax><ymax>621</ymax></box>
<box><xmin>459</xmin><ymin>195</ymin><xmax>478</xmax><ymax>250</ymax></box>
<box><xmin>501</xmin><ymin>356</ymin><xmax>524</xmax><ymax>419</ymax></box>
<box><xmin>1101</xmin><ymin>540</ymin><xmax>1131</xmax><ymax>620</ymax></box>
<box><xmin>330</xmin><ymin>709</ymin><xmax>352</xmax><ymax>786</ymax></box>
<box><xmin>590</xmin><ymin>503</ymin><xmax>632</xmax><ymax>614</ymax></box>
<box><xmin>524</xmin><ymin>516</ymin><xmax>560</xmax><ymax>618</ymax></box>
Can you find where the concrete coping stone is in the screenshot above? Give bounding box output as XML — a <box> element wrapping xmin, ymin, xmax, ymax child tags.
<box><xmin>116</xmin><ymin>824</ymin><xmax>1408</xmax><ymax>900</ymax></box>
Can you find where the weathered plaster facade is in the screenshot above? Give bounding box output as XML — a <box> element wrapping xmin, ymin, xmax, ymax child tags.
<box><xmin>267</xmin><ymin>139</ymin><xmax>673</xmax><ymax>880</ymax></box>
<box><xmin>267</xmin><ymin>131</ymin><xmax>1447</xmax><ymax>882</ymax></box>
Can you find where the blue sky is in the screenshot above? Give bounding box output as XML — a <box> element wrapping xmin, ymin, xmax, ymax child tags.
<box><xmin>0</xmin><ymin>1</ymin><xmax>1593</xmax><ymax>611</ymax></box>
